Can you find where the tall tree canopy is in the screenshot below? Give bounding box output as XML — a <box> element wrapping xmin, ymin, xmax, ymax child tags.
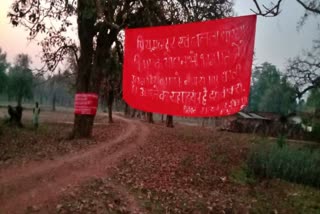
<box><xmin>7</xmin><ymin>54</ymin><xmax>34</xmax><ymax>106</ymax></box>
<box><xmin>307</xmin><ymin>88</ymin><xmax>320</xmax><ymax>110</ymax></box>
<box><xmin>287</xmin><ymin>34</ymin><xmax>320</xmax><ymax>99</ymax></box>
<box><xmin>0</xmin><ymin>48</ymin><xmax>9</xmax><ymax>93</ymax></box>
<box><xmin>252</xmin><ymin>0</ymin><xmax>320</xmax><ymax>114</ymax></box>
<box><xmin>249</xmin><ymin>62</ymin><xmax>296</xmax><ymax>114</ymax></box>
<box><xmin>258</xmin><ymin>77</ymin><xmax>296</xmax><ymax>115</ymax></box>
<box><xmin>250</xmin><ymin>62</ymin><xmax>281</xmax><ymax>111</ymax></box>
<box><xmin>9</xmin><ymin>0</ymin><xmax>234</xmax><ymax>138</ymax></box>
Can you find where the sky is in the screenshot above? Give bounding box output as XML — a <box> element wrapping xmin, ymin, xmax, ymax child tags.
<box><xmin>0</xmin><ymin>0</ymin><xmax>318</xmax><ymax>72</ymax></box>
<box><xmin>234</xmin><ymin>0</ymin><xmax>318</xmax><ymax>70</ymax></box>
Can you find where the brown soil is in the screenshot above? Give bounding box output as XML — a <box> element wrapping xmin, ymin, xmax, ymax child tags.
<box><xmin>0</xmin><ymin>114</ymin><xmax>149</xmax><ymax>214</ymax></box>
<box><xmin>1</xmin><ymin>112</ymin><xmax>319</xmax><ymax>214</ymax></box>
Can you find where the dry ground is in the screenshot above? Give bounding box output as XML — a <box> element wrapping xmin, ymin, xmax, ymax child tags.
<box><xmin>0</xmin><ymin>109</ymin><xmax>319</xmax><ymax>214</ymax></box>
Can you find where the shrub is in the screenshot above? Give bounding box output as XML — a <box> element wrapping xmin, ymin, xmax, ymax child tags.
<box><xmin>247</xmin><ymin>143</ymin><xmax>320</xmax><ymax>188</ymax></box>
<box><xmin>309</xmin><ymin>122</ymin><xmax>320</xmax><ymax>142</ymax></box>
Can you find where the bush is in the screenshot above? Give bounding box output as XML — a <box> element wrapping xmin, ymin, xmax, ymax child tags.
<box><xmin>247</xmin><ymin>143</ymin><xmax>320</xmax><ymax>188</ymax></box>
<box><xmin>309</xmin><ymin>122</ymin><xmax>320</xmax><ymax>142</ymax></box>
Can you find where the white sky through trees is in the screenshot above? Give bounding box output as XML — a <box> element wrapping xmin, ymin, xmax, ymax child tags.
<box><xmin>0</xmin><ymin>0</ymin><xmax>318</xmax><ymax>71</ymax></box>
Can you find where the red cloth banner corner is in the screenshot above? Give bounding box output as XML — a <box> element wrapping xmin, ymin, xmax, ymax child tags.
<box><xmin>74</xmin><ymin>93</ymin><xmax>99</xmax><ymax>115</ymax></box>
<box><xmin>123</xmin><ymin>15</ymin><xmax>257</xmax><ymax>117</ymax></box>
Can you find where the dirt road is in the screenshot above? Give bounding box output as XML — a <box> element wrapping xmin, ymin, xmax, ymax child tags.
<box><xmin>0</xmin><ymin>115</ymin><xmax>149</xmax><ymax>213</ymax></box>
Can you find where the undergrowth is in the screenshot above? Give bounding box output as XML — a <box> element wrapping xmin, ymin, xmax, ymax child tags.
<box><xmin>247</xmin><ymin>139</ymin><xmax>320</xmax><ymax>188</ymax></box>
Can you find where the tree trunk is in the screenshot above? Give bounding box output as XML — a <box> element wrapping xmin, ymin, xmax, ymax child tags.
<box><xmin>124</xmin><ymin>103</ymin><xmax>130</xmax><ymax>116</ymax></box>
<box><xmin>52</xmin><ymin>92</ymin><xmax>56</xmax><ymax>111</ymax></box>
<box><xmin>73</xmin><ymin>114</ymin><xmax>95</xmax><ymax>138</ymax></box>
<box><xmin>17</xmin><ymin>95</ymin><xmax>22</xmax><ymax>106</ymax></box>
<box><xmin>315</xmin><ymin>107</ymin><xmax>320</xmax><ymax>119</ymax></box>
<box><xmin>131</xmin><ymin>109</ymin><xmax>136</xmax><ymax>118</ymax></box>
<box><xmin>101</xmin><ymin>95</ymin><xmax>107</xmax><ymax>112</ymax></box>
<box><xmin>107</xmin><ymin>86</ymin><xmax>114</xmax><ymax>123</ymax></box>
<box><xmin>108</xmin><ymin>104</ymin><xmax>113</xmax><ymax>123</ymax></box>
<box><xmin>166</xmin><ymin>115</ymin><xmax>174</xmax><ymax>127</ymax></box>
<box><xmin>72</xmin><ymin>0</ymin><xmax>99</xmax><ymax>139</ymax></box>
<box><xmin>147</xmin><ymin>112</ymin><xmax>154</xmax><ymax>123</ymax></box>
<box><xmin>72</xmin><ymin>0</ymin><xmax>118</xmax><ymax>138</ymax></box>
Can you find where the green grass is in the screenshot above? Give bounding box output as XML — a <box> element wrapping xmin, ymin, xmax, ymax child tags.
<box><xmin>230</xmin><ymin>165</ymin><xmax>256</xmax><ymax>185</ymax></box>
<box><xmin>249</xmin><ymin>180</ymin><xmax>320</xmax><ymax>214</ymax></box>
<box><xmin>247</xmin><ymin>142</ymin><xmax>320</xmax><ymax>188</ymax></box>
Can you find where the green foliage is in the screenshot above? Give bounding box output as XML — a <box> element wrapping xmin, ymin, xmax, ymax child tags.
<box><xmin>309</xmin><ymin>122</ymin><xmax>320</xmax><ymax>142</ymax></box>
<box><xmin>259</xmin><ymin>77</ymin><xmax>296</xmax><ymax>114</ymax></box>
<box><xmin>307</xmin><ymin>88</ymin><xmax>320</xmax><ymax>110</ymax></box>
<box><xmin>0</xmin><ymin>69</ymin><xmax>7</xmax><ymax>94</ymax></box>
<box><xmin>7</xmin><ymin>54</ymin><xmax>34</xmax><ymax>105</ymax></box>
<box><xmin>249</xmin><ymin>180</ymin><xmax>320</xmax><ymax>214</ymax></box>
<box><xmin>249</xmin><ymin>62</ymin><xmax>297</xmax><ymax>114</ymax></box>
<box><xmin>0</xmin><ymin>48</ymin><xmax>9</xmax><ymax>93</ymax></box>
<box><xmin>247</xmin><ymin>143</ymin><xmax>320</xmax><ymax>188</ymax></box>
<box><xmin>33</xmin><ymin>71</ymin><xmax>75</xmax><ymax>108</ymax></box>
<box><xmin>297</xmin><ymin>99</ymin><xmax>306</xmax><ymax>112</ymax></box>
<box><xmin>287</xmin><ymin>186</ymin><xmax>320</xmax><ymax>213</ymax></box>
<box><xmin>230</xmin><ymin>165</ymin><xmax>256</xmax><ymax>185</ymax></box>
<box><xmin>250</xmin><ymin>62</ymin><xmax>280</xmax><ymax>111</ymax></box>
<box><xmin>276</xmin><ymin>134</ymin><xmax>287</xmax><ymax>148</ymax></box>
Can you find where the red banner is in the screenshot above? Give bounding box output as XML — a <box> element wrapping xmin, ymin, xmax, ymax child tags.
<box><xmin>74</xmin><ymin>93</ymin><xmax>98</xmax><ymax>115</ymax></box>
<box><xmin>123</xmin><ymin>15</ymin><xmax>257</xmax><ymax>117</ymax></box>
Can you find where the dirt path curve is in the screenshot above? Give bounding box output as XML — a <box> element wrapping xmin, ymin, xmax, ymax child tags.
<box><xmin>0</xmin><ymin>115</ymin><xmax>149</xmax><ymax>214</ymax></box>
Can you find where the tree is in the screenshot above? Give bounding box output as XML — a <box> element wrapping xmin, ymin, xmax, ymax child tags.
<box><xmin>9</xmin><ymin>0</ymin><xmax>234</xmax><ymax>138</ymax></box>
<box><xmin>252</xmin><ymin>0</ymin><xmax>320</xmax><ymax>18</ymax></box>
<box><xmin>33</xmin><ymin>70</ymin><xmax>75</xmax><ymax>108</ymax></box>
<box><xmin>307</xmin><ymin>88</ymin><xmax>320</xmax><ymax>110</ymax></box>
<box><xmin>250</xmin><ymin>62</ymin><xmax>281</xmax><ymax>111</ymax></box>
<box><xmin>0</xmin><ymin>48</ymin><xmax>9</xmax><ymax>93</ymax></box>
<box><xmin>166</xmin><ymin>115</ymin><xmax>174</xmax><ymax>128</ymax></box>
<box><xmin>7</xmin><ymin>54</ymin><xmax>34</xmax><ymax>106</ymax></box>
<box><xmin>287</xmin><ymin>37</ymin><xmax>320</xmax><ymax>99</ymax></box>
<box><xmin>258</xmin><ymin>77</ymin><xmax>296</xmax><ymax>115</ymax></box>
<box><xmin>249</xmin><ymin>62</ymin><xmax>297</xmax><ymax>114</ymax></box>
<box><xmin>252</xmin><ymin>0</ymin><xmax>320</xmax><ymax>116</ymax></box>
<box><xmin>32</xmin><ymin>75</ymin><xmax>48</xmax><ymax>104</ymax></box>
<box><xmin>250</xmin><ymin>0</ymin><xmax>320</xmax><ymax>103</ymax></box>
<box><xmin>103</xmin><ymin>46</ymin><xmax>122</xmax><ymax>123</ymax></box>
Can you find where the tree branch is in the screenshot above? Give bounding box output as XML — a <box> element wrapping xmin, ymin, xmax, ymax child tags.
<box><xmin>296</xmin><ymin>0</ymin><xmax>320</xmax><ymax>14</ymax></box>
<box><xmin>251</xmin><ymin>0</ymin><xmax>283</xmax><ymax>17</ymax></box>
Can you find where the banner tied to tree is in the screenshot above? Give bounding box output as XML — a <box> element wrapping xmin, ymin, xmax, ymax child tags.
<box><xmin>74</xmin><ymin>93</ymin><xmax>98</xmax><ymax>115</ymax></box>
<box><xmin>123</xmin><ymin>15</ymin><xmax>257</xmax><ymax>117</ymax></box>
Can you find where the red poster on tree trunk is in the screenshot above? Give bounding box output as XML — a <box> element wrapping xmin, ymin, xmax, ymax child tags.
<box><xmin>74</xmin><ymin>93</ymin><xmax>98</xmax><ymax>115</ymax></box>
<box><xmin>123</xmin><ymin>15</ymin><xmax>257</xmax><ymax>117</ymax></box>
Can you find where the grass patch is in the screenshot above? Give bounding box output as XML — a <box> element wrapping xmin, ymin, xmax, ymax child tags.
<box><xmin>288</xmin><ymin>186</ymin><xmax>320</xmax><ymax>213</ymax></box>
<box><xmin>210</xmin><ymin>144</ymin><xmax>229</xmax><ymax>164</ymax></box>
<box><xmin>230</xmin><ymin>165</ymin><xmax>256</xmax><ymax>185</ymax></box>
<box><xmin>247</xmin><ymin>142</ymin><xmax>320</xmax><ymax>188</ymax></box>
<box><xmin>249</xmin><ymin>180</ymin><xmax>320</xmax><ymax>214</ymax></box>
